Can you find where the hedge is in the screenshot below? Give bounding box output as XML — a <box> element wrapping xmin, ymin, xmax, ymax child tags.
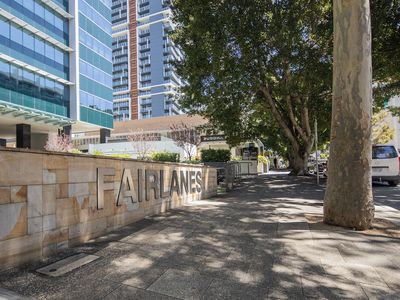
<box><xmin>201</xmin><ymin>149</ymin><xmax>231</xmax><ymax>162</ymax></box>
<box><xmin>150</xmin><ymin>151</ymin><xmax>180</xmax><ymax>162</ymax></box>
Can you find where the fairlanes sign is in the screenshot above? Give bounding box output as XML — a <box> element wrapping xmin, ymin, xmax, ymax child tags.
<box><xmin>97</xmin><ymin>168</ymin><xmax>202</xmax><ymax>209</ymax></box>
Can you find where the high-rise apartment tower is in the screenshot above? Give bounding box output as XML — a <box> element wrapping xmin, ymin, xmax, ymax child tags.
<box><xmin>112</xmin><ymin>0</ymin><xmax>183</xmax><ymax>121</ymax></box>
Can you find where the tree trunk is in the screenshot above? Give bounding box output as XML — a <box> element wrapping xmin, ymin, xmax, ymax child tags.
<box><xmin>324</xmin><ymin>0</ymin><xmax>374</xmax><ymax>230</ymax></box>
<box><xmin>289</xmin><ymin>142</ymin><xmax>314</xmax><ymax>176</ymax></box>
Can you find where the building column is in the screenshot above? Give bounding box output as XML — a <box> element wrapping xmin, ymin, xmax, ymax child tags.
<box><xmin>62</xmin><ymin>125</ymin><xmax>72</xmax><ymax>138</ymax></box>
<box><xmin>100</xmin><ymin>128</ymin><xmax>110</xmax><ymax>144</ymax></box>
<box><xmin>16</xmin><ymin>124</ymin><xmax>31</xmax><ymax>149</ymax></box>
<box><xmin>0</xmin><ymin>139</ymin><xmax>6</xmax><ymax>147</ymax></box>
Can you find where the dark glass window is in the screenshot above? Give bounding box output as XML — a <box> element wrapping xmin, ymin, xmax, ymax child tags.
<box><xmin>372</xmin><ymin>146</ymin><xmax>398</xmax><ymax>159</ymax></box>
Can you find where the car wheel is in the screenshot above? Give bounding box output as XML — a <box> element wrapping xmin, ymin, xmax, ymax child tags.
<box><xmin>388</xmin><ymin>181</ymin><xmax>399</xmax><ymax>187</ymax></box>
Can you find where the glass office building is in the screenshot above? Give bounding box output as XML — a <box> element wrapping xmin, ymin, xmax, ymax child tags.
<box><xmin>112</xmin><ymin>0</ymin><xmax>183</xmax><ymax>121</ymax></box>
<box><xmin>0</xmin><ymin>0</ymin><xmax>113</xmax><ymax>147</ymax></box>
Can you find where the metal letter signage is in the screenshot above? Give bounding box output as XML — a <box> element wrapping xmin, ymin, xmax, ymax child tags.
<box><xmin>97</xmin><ymin>168</ymin><xmax>115</xmax><ymax>210</ymax></box>
<box><xmin>96</xmin><ymin>167</ymin><xmax>203</xmax><ymax>210</ymax></box>
<box><xmin>117</xmin><ymin>168</ymin><xmax>136</xmax><ymax>206</ymax></box>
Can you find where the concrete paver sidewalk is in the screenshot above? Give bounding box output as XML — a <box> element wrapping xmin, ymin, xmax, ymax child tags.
<box><xmin>0</xmin><ymin>175</ymin><xmax>399</xmax><ymax>299</ymax></box>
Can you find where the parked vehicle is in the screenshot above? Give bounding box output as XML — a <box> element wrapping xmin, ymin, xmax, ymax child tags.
<box><xmin>372</xmin><ymin>144</ymin><xmax>400</xmax><ymax>186</ymax></box>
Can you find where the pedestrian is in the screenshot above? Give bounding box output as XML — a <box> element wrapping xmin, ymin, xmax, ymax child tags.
<box><xmin>274</xmin><ymin>157</ymin><xmax>278</xmax><ymax>169</ymax></box>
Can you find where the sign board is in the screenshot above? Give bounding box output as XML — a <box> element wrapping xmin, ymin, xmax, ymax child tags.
<box><xmin>97</xmin><ymin>168</ymin><xmax>202</xmax><ymax>210</ymax></box>
<box><xmin>201</xmin><ymin>135</ymin><xmax>226</xmax><ymax>142</ymax></box>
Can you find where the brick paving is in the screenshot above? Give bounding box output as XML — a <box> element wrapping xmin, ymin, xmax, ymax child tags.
<box><xmin>0</xmin><ymin>174</ymin><xmax>399</xmax><ymax>299</ymax></box>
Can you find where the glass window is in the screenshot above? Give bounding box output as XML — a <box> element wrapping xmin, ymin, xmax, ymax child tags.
<box><xmin>11</xmin><ymin>25</ymin><xmax>22</xmax><ymax>45</ymax></box>
<box><xmin>23</xmin><ymin>69</ymin><xmax>34</xmax><ymax>83</ymax></box>
<box><xmin>45</xmin><ymin>44</ymin><xmax>55</xmax><ymax>61</ymax></box>
<box><xmin>23</xmin><ymin>0</ymin><xmax>34</xmax><ymax>11</ymax></box>
<box><xmin>34</xmin><ymin>38</ymin><xmax>45</xmax><ymax>56</ymax></box>
<box><xmin>45</xmin><ymin>78</ymin><xmax>54</xmax><ymax>90</ymax></box>
<box><xmin>22</xmin><ymin>31</ymin><xmax>34</xmax><ymax>49</ymax></box>
<box><xmin>54</xmin><ymin>48</ymin><xmax>63</xmax><ymax>63</ymax></box>
<box><xmin>0</xmin><ymin>18</ymin><xmax>10</xmax><ymax>38</ymax></box>
<box><xmin>54</xmin><ymin>15</ymin><xmax>63</xmax><ymax>31</ymax></box>
<box><xmin>44</xmin><ymin>9</ymin><xmax>54</xmax><ymax>25</ymax></box>
<box><xmin>372</xmin><ymin>146</ymin><xmax>398</xmax><ymax>159</ymax></box>
<box><xmin>34</xmin><ymin>2</ymin><xmax>45</xmax><ymax>19</ymax></box>
<box><xmin>0</xmin><ymin>60</ymin><xmax>9</xmax><ymax>78</ymax></box>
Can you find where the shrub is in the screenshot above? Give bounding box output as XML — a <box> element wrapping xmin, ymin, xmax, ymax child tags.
<box><xmin>92</xmin><ymin>150</ymin><xmax>104</xmax><ymax>156</ymax></box>
<box><xmin>181</xmin><ymin>159</ymin><xmax>202</xmax><ymax>164</ymax></box>
<box><xmin>69</xmin><ymin>149</ymin><xmax>82</xmax><ymax>154</ymax></box>
<box><xmin>230</xmin><ymin>155</ymin><xmax>242</xmax><ymax>161</ymax></box>
<box><xmin>150</xmin><ymin>151</ymin><xmax>180</xmax><ymax>162</ymax></box>
<box><xmin>258</xmin><ymin>155</ymin><xmax>269</xmax><ymax>164</ymax></box>
<box><xmin>201</xmin><ymin>149</ymin><xmax>231</xmax><ymax>162</ymax></box>
<box><xmin>110</xmin><ymin>153</ymin><xmax>132</xmax><ymax>159</ymax></box>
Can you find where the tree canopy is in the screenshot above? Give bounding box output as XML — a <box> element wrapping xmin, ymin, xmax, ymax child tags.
<box><xmin>172</xmin><ymin>0</ymin><xmax>399</xmax><ymax>173</ymax></box>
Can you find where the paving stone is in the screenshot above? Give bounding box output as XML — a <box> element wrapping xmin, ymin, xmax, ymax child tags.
<box><xmin>201</xmin><ymin>278</ymin><xmax>265</xmax><ymax>300</ymax></box>
<box><xmin>360</xmin><ymin>283</ymin><xmax>399</xmax><ymax>300</ymax></box>
<box><xmin>1</xmin><ymin>175</ymin><xmax>400</xmax><ymax>299</ymax></box>
<box><xmin>148</xmin><ymin>269</ymin><xmax>213</xmax><ymax>300</ymax></box>
<box><xmin>104</xmin><ymin>285</ymin><xmax>177</xmax><ymax>300</ymax></box>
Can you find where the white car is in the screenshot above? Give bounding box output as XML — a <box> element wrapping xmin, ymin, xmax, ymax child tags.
<box><xmin>372</xmin><ymin>144</ymin><xmax>400</xmax><ymax>186</ymax></box>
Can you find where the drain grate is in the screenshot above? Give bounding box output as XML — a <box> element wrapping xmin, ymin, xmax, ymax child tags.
<box><xmin>36</xmin><ymin>253</ymin><xmax>99</xmax><ymax>277</ymax></box>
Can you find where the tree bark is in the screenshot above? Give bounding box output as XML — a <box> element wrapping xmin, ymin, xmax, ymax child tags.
<box><xmin>324</xmin><ymin>0</ymin><xmax>374</xmax><ymax>230</ymax></box>
<box><xmin>260</xmin><ymin>86</ymin><xmax>314</xmax><ymax>175</ymax></box>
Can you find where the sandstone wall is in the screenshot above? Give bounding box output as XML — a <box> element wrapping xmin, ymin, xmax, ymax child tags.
<box><xmin>0</xmin><ymin>148</ymin><xmax>217</xmax><ymax>270</ymax></box>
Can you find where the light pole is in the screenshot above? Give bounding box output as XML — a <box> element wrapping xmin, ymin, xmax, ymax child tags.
<box><xmin>315</xmin><ymin>119</ymin><xmax>319</xmax><ymax>185</ymax></box>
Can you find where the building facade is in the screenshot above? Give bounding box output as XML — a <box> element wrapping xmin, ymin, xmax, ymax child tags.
<box><xmin>112</xmin><ymin>0</ymin><xmax>183</xmax><ymax>121</ymax></box>
<box><xmin>0</xmin><ymin>0</ymin><xmax>113</xmax><ymax>148</ymax></box>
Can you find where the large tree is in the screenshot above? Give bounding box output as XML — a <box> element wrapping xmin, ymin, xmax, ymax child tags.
<box><xmin>324</xmin><ymin>0</ymin><xmax>374</xmax><ymax>230</ymax></box>
<box><xmin>173</xmin><ymin>0</ymin><xmax>333</xmax><ymax>175</ymax></box>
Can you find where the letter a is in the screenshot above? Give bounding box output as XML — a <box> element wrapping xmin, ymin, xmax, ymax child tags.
<box><xmin>117</xmin><ymin>168</ymin><xmax>137</xmax><ymax>206</ymax></box>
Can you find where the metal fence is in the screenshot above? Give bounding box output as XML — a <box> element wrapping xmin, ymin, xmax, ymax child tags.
<box><xmin>204</xmin><ymin>160</ymin><xmax>258</xmax><ymax>190</ymax></box>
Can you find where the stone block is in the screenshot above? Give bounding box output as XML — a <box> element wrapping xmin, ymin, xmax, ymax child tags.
<box><xmin>43</xmin><ymin>214</ymin><xmax>56</xmax><ymax>231</ymax></box>
<box><xmin>43</xmin><ymin>169</ymin><xmax>56</xmax><ymax>184</ymax></box>
<box><xmin>0</xmin><ymin>233</ymin><xmax>42</xmax><ymax>271</ymax></box>
<box><xmin>0</xmin><ymin>152</ymin><xmax>43</xmax><ymax>186</ymax></box>
<box><xmin>56</xmin><ymin>183</ymin><xmax>68</xmax><ymax>199</ymax></box>
<box><xmin>0</xmin><ymin>187</ymin><xmax>10</xmax><ymax>204</ymax></box>
<box><xmin>0</xmin><ymin>203</ymin><xmax>27</xmax><ymax>240</ymax></box>
<box><xmin>43</xmin><ymin>155</ymin><xmax>68</xmax><ymax>170</ymax></box>
<box><xmin>28</xmin><ymin>216</ymin><xmax>43</xmax><ymax>235</ymax></box>
<box><xmin>11</xmin><ymin>186</ymin><xmax>27</xmax><ymax>203</ymax></box>
<box><xmin>68</xmin><ymin>218</ymin><xmax>108</xmax><ymax>241</ymax></box>
<box><xmin>55</xmin><ymin>169</ymin><xmax>68</xmax><ymax>184</ymax></box>
<box><xmin>68</xmin><ymin>157</ymin><xmax>100</xmax><ymax>183</ymax></box>
<box><xmin>43</xmin><ymin>227</ymin><xmax>68</xmax><ymax>247</ymax></box>
<box><xmin>56</xmin><ymin>198</ymin><xmax>80</xmax><ymax>228</ymax></box>
<box><xmin>27</xmin><ymin>185</ymin><xmax>43</xmax><ymax>218</ymax></box>
<box><xmin>42</xmin><ymin>185</ymin><xmax>56</xmax><ymax>215</ymax></box>
<box><xmin>68</xmin><ymin>183</ymin><xmax>90</xmax><ymax>198</ymax></box>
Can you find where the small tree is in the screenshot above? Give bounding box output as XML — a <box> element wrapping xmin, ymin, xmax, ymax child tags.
<box><xmin>127</xmin><ymin>128</ymin><xmax>158</xmax><ymax>160</ymax></box>
<box><xmin>170</xmin><ymin>122</ymin><xmax>201</xmax><ymax>161</ymax></box>
<box><xmin>372</xmin><ymin>111</ymin><xmax>395</xmax><ymax>144</ymax></box>
<box><xmin>45</xmin><ymin>133</ymin><xmax>73</xmax><ymax>152</ymax></box>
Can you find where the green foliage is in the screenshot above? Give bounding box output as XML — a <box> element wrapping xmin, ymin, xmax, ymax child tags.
<box><xmin>172</xmin><ymin>0</ymin><xmax>400</xmax><ymax>172</ymax></box>
<box><xmin>172</xmin><ymin>0</ymin><xmax>333</xmax><ymax>173</ymax></box>
<box><xmin>258</xmin><ymin>155</ymin><xmax>269</xmax><ymax>164</ymax></box>
<box><xmin>150</xmin><ymin>151</ymin><xmax>180</xmax><ymax>162</ymax></box>
<box><xmin>230</xmin><ymin>156</ymin><xmax>242</xmax><ymax>161</ymax></box>
<box><xmin>181</xmin><ymin>159</ymin><xmax>202</xmax><ymax>164</ymax></box>
<box><xmin>110</xmin><ymin>153</ymin><xmax>132</xmax><ymax>159</ymax></box>
<box><xmin>201</xmin><ymin>149</ymin><xmax>231</xmax><ymax>162</ymax></box>
<box><xmin>92</xmin><ymin>150</ymin><xmax>104</xmax><ymax>156</ymax></box>
<box><xmin>69</xmin><ymin>149</ymin><xmax>82</xmax><ymax>154</ymax></box>
<box><xmin>371</xmin><ymin>0</ymin><xmax>400</xmax><ymax>109</ymax></box>
<box><xmin>372</xmin><ymin>111</ymin><xmax>395</xmax><ymax>144</ymax></box>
